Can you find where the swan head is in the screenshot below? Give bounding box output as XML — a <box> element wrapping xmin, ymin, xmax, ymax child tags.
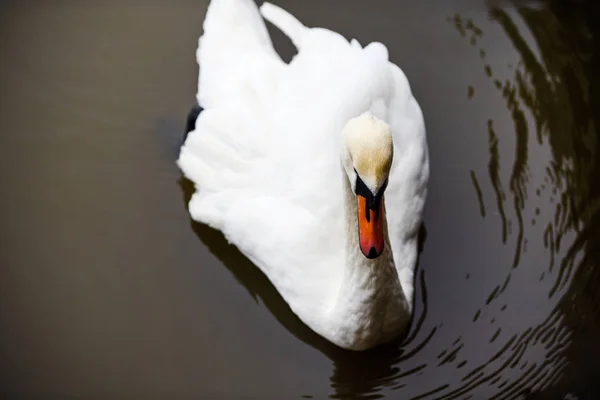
<box><xmin>341</xmin><ymin>112</ymin><xmax>393</xmax><ymax>259</ymax></box>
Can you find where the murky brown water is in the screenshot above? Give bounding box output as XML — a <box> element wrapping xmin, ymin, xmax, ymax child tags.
<box><xmin>1</xmin><ymin>0</ymin><xmax>599</xmax><ymax>398</ymax></box>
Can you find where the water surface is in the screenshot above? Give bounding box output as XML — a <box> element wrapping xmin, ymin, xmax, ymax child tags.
<box><xmin>1</xmin><ymin>0</ymin><xmax>599</xmax><ymax>398</ymax></box>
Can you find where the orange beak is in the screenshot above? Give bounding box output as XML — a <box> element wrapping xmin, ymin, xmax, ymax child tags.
<box><xmin>357</xmin><ymin>195</ymin><xmax>385</xmax><ymax>259</ymax></box>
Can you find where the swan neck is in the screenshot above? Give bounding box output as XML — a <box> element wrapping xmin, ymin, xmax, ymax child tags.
<box><xmin>322</xmin><ymin>175</ymin><xmax>407</xmax><ymax>350</ymax></box>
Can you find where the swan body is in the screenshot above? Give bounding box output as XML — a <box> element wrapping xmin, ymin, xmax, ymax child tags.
<box><xmin>177</xmin><ymin>0</ymin><xmax>429</xmax><ymax>351</ymax></box>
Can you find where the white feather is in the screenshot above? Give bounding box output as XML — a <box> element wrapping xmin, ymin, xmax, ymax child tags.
<box><xmin>177</xmin><ymin>0</ymin><xmax>429</xmax><ymax>351</ymax></box>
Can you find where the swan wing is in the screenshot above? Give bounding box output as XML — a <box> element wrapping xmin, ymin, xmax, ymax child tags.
<box><xmin>177</xmin><ymin>0</ymin><xmax>428</xmax><ymax>315</ymax></box>
<box><xmin>177</xmin><ymin>0</ymin><xmax>339</xmax><ymax>315</ymax></box>
<box><xmin>382</xmin><ymin>64</ymin><xmax>429</xmax><ymax>309</ymax></box>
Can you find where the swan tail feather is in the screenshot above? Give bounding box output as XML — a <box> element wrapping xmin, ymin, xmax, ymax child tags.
<box><xmin>196</xmin><ymin>0</ymin><xmax>282</xmax><ymax>108</ymax></box>
<box><xmin>260</xmin><ymin>2</ymin><xmax>307</xmax><ymax>49</ymax></box>
<box><xmin>201</xmin><ymin>0</ymin><xmax>273</xmax><ymax>49</ymax></box>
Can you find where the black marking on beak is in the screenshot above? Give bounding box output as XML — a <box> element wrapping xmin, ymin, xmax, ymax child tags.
<box><xmin>354</xmin><ymin>168</ymin><xmax>388</xmax><ymax>222</ymax></box>
<box><xmin>367</xmin><ymin>247</ymin><xmax>379</xmax><ymax>259</ymax></box>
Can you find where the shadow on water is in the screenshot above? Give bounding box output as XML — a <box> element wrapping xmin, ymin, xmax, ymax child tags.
<box><xmin>176</xmin><ymin>0</ymin><xmax>600</xmax><ymax>398</ymax></box>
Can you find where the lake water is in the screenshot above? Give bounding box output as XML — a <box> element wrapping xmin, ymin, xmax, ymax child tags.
<box><xmin>1</xmin><ymin>0</ymin><xmax>599</xmax><ymax>398</ymax></box>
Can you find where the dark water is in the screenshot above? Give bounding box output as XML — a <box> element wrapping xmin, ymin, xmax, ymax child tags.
<box><xmin>1</xmin><ymin>0</ymin><xmax>599</xmax><ymax>398</ymax></box>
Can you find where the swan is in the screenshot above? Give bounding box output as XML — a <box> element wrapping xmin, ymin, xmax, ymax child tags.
<box><xmin>177</xmin><ymin>0</ymin><xmax>429</xmax><ymax>351</ymax></box>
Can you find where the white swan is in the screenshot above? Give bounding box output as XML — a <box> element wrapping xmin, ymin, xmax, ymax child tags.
<box><xmin>177</xmin><ymin>0</ymin><xmax>429</xmax><ymax>351</ymax></box>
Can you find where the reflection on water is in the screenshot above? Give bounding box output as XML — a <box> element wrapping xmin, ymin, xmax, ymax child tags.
<box><xmin>181</xmin><ymin>1</ymin><xmax>600</xmax><ymax>398</ymax></box>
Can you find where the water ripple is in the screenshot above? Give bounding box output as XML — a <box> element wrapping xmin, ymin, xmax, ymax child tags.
<box><xmin>178</xmin><ymin>1</ymin><xmax>600</xmax><ymax>398</ymax></box>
